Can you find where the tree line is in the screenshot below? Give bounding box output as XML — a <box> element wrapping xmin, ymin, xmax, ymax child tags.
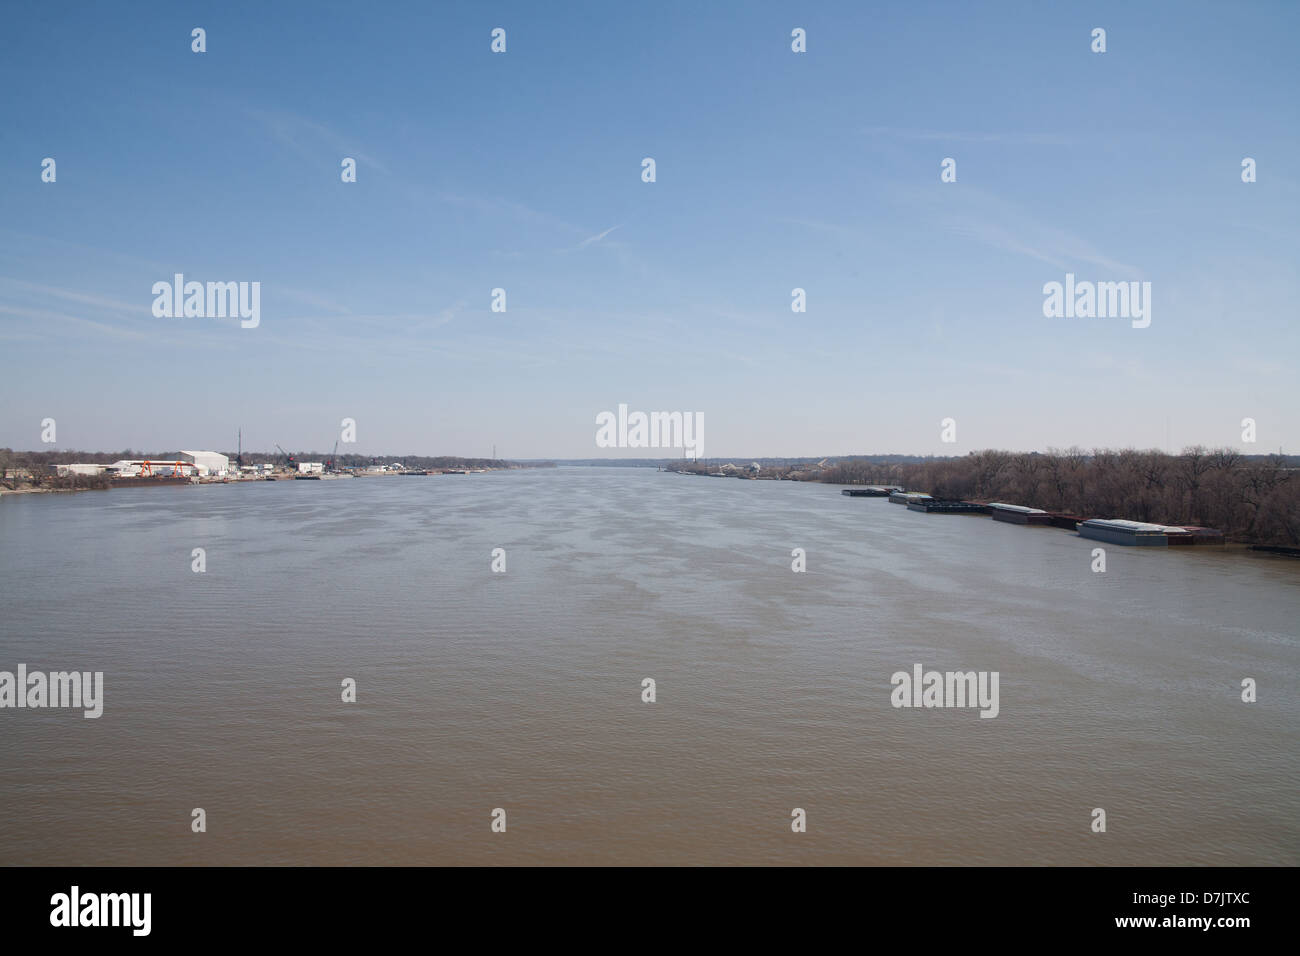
<box><xmin>822</xmin><ymin>448</ymin><xmax>1298</xmax><ymax>546</ymax></box>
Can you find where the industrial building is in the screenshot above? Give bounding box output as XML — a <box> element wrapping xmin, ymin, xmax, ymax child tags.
<box><xmin>179</xmin><ymin>451</ymin><xmax>230</xmax><ymax>477</ymax></box>
<box><xmin>54</xmin><ymin>452</ymin><xmax>228</xmax><ymax>479</ymax></box>
<box><xmin>109</xmin><ymin>459</ymin><xmax>195</xmax><ymax>477</ymax></box>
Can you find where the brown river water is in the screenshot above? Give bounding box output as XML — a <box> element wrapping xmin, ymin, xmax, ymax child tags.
<box><xmin>1</xmin><ymin>467</ymin><xmax>1296</xmax><ymax>865</ymax></box>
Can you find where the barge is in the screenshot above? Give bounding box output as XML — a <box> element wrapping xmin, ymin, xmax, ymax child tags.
<box><xmin>841</xmin><ymin>486</ymin><xmax>894</xmax><ymax>497</ymax></box>
<box><xmin>1047</xmin><ymin>513</ymin><xmax>1085</xmax><ymax>530</ymax></box>
<box><xmin>1168</xmin><ymin>526</ymin><xmax>1226</xmax><ymax>546</ymax></box>
<box><xmin>1250</xmin><ymin>544</ymin><xmax>1300</xmax><ymax>557</ymax></box>
<box><xmin>907</xmin><ymin>499</ymin><xmax>990</xmax><ymax>515</ymax></box>
<box><xmin>988</xmin><ymin>502</ymin><xmax>1052</xmax><ymax>525</ymax></box>
<box><xmin>889</xmin><ymin>491</ymin><xmax>932</xmax><ymax>505</ymax></box>
<box><xmin>1076</xmin><ymin>518</ymin><xmax>1179</xmax><ymax>546</ymax></box>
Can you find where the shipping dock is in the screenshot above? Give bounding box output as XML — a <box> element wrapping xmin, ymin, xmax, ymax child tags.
<box><xmin>109</xmin><ymin>476</ymin><xmax>193</xmax><ymax>488</ymax></box>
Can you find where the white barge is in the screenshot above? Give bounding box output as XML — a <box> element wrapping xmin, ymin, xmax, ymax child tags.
<box><xmin>1076</xmin><ymin>518</ymin><xmax>1185</xmax><ymax>546</ymax></box>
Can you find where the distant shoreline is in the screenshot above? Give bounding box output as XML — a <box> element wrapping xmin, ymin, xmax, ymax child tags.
<box><xmin>663</xmin><ymin>450</ymin><xmax>1299</xmax><ymax>552</ymax></box>
<box><xmin>1</xmin><ymin>450</ymin><xmax>554</xmax><ymax>496</ymax></box>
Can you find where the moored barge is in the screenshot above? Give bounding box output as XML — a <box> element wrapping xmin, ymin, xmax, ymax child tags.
<box><xmin>1168</xmin><ymin>526</ymin><xmax>1226</xmax><ymax>546</ymax></box>
<box><xmin>988</xmin><ymin>502</ymin><xmax>1051</xmax><ymax>525</ymax></box>
<box><xmin>1077</xmin><ymin>518</ymin><xmax>1177</xmax><ymax>546</ymax></box>
<box><xmin>841</xmin><ymin>486</ymin><xmax>894</xmax><ymax>497</ymax></box>
<box><xmin>907</xmin><ymin>499</ymin><xmax>990</xmax><ymax>515</ymax></box>
<box><xmin>1047</xmin><ymin>513</ymin><xmax>1085</xmax><ymax>530</ymax></box>
<box><xmin>889</xmin><ymin>491</ymin><xmax>932</xmax><ymax>505</ymax></box>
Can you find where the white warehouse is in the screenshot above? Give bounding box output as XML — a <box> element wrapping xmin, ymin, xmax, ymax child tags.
<box><xmin>179</xmin><ymin>450</ymin><xmax>230</xmax><ymax>477</ymax></box>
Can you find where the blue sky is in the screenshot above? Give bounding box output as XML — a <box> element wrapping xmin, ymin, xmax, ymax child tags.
<box><xmin>1</xmin><ymin>0</ymin><xmax>1296</xmax><ymax>458</ymax></box>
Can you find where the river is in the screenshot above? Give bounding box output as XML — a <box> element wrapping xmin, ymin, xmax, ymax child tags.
<box><xmin>1</xmin><ymin>468</ymin><xmax>1296</xmax><ymax>864</ymax></box>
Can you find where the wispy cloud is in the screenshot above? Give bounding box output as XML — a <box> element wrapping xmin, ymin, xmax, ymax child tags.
<box><xmin>775</xmin><ymin>217</ymin><xmax>863</xmax><ymax>240</ymax></box>
<box><xmin>575</xmin><ymin>224</ymin><xmax>621</xmax><ymax>249</ymax></box>
<box><xmin>278</xmin><ymin>287</ymin><xmax>354</xmax><ymax>315</ymax></box>
<box><xmin>0</xmin><ymin>276</ymin><xmax>245</xmax><ymax>349</ymax></box>
<box><xmin>917</xmin><ymin>186</ymin><xmax>1143</xmax><ymax>275</ymax></box>
<box><xmin>0</xmin><ymin>229</ymin><xmax>175</xmax><ymax>275</ymax></box>
<box><xmin>862</xmin><ymin>126</ymin><xmax>1076</xmax><ymax>147</ymax></box>
<box><xmin>246</xmin><ymin>107</ymin><xmax>391</xmax><ymax>175</ymax></box>
<box><xmin>428</xmin><ymin>191</ymin><xmax>586</xmax><ymax>236</ymax></box>
<box><xmin>0</xmin><ymin>277</ymin><xmax>139</xmax><ymax>314</ymax></box>
<box><xmin>0</xmin><ymin>303</ymin><xmax>152</xmax><ymax>342</ymax></box>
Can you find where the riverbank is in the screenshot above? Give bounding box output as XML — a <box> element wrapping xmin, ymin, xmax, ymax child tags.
<box><xmin>668</xmin><ymin>448</ymin><xmax>1300</xmax><ymax>550</ymax></box>
<box><xmin>0</xmin><ymin>485</ymin><xmax>108</xmax><ymax>496</ymax></box>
